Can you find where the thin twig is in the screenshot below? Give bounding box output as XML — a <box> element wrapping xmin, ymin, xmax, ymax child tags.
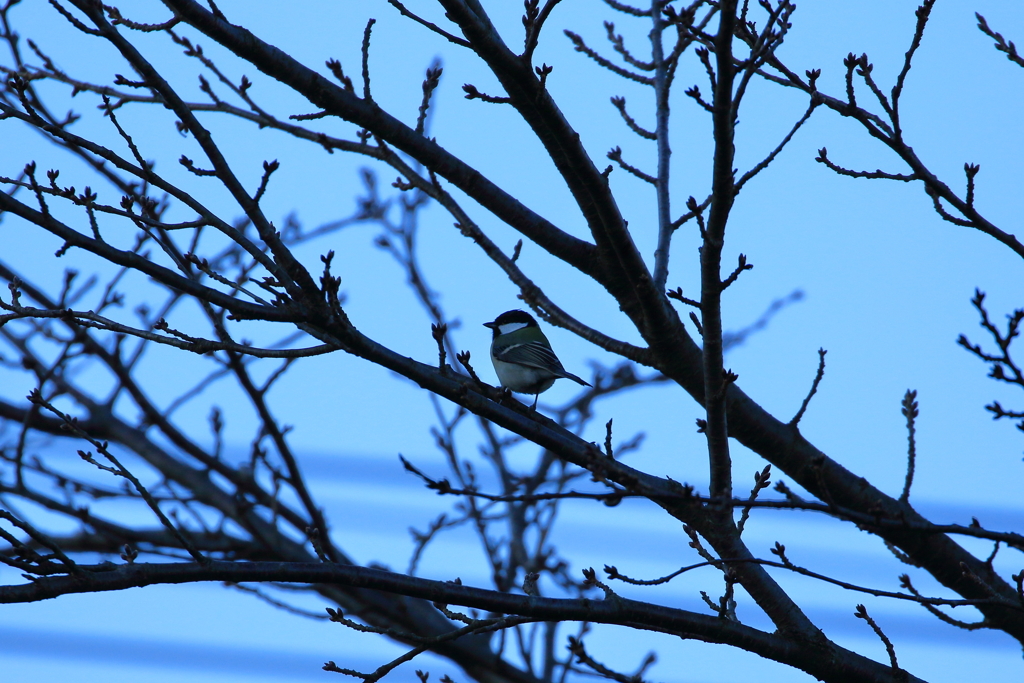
<box><xmin>899</xmin><ymin>390</ymin><xmax>918</xmax><ymax>503</ymax></box>
<box><xmin>790</xmin><ymin>348</ymin><xmax>826</xmax><ymax>426</ymax></box>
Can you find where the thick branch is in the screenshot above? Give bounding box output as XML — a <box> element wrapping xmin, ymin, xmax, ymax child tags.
<box><xmin>0</xmin><ymin>193</ymin><xmax>298</xmax><ymax>322</ymax></box>
<box><xmin>160</xmin><ymin>0</ymin><xmax>599</xmax><ymax>278</ymax></box>
<box><xmin>0</xmin><ymin>559</ymin><xmax>925</xmax><ymax>683</ymax></box>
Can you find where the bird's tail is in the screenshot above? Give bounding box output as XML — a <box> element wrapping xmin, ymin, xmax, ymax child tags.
<box><xmin>561</xmin><ymin>371</ymin><xmax>591</xmax><ymax>387</ymax></box>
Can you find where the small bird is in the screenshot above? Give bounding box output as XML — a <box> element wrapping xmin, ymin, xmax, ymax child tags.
<box><xmin>484</xmin><ymin>309</ymin><xmax>590</xmax><ymax>409</ymax></box>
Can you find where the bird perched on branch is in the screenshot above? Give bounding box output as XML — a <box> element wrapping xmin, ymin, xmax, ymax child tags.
<box><xmin>484</xmin><ymin>309</ymin><xmax>590</xmax><ymax>409</ymax></box>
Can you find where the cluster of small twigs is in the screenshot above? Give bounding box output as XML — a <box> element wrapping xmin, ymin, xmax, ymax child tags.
<box><xmin>958</xmin><ymin>290</ymin><xmax>1024</xmax><ymax>432</ymax></box>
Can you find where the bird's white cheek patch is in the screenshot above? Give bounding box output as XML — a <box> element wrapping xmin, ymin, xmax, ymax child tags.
<box><xmin>497</xmin><ymin>321</ymin><xmax>529</xmax><ymax>334</ymax></box>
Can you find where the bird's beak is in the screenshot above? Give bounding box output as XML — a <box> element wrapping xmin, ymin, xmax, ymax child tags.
<box><xmin>483</xmin><ymin>321</ymin><xmax>497</xmax><ymax>329</ymax></box>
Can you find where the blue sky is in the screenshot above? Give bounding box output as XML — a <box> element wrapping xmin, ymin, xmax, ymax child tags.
<box><xmin>1</xmin><ymin>1</ymin><xmax>1023</xmax><ymax>681</ymax></box>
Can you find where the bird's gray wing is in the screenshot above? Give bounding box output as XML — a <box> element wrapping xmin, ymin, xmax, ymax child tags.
<box><xmin>494</xmin><ymin>341</ymin><xmax>566</xmax><ymax>372</ymax></box>
<box><xmin>495</xmin><ymin>342</ymin><xmax>591</xmax><ymax>386</ymax></box>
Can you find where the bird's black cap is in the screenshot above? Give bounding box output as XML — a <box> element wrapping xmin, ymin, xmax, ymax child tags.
<box><xmin>483</xmin><ymin>309</ymin><xmax>538</xmax><ymax>329</ymax></box>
